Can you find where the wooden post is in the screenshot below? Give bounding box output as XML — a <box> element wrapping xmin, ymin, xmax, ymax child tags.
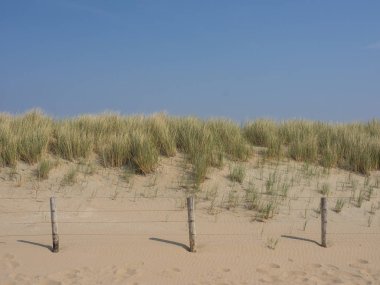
<box><xmin>187</xmin><ymin>196</ymin><xmax>196</xmax><ymax>252</ymax></box>
<box><xmin>320</xmin><ymin>197</ymin><xmax>327</xmax><ymax>248</ymax></box>
<box><xmin>50</xmin><ymin>197</ymin><xmax>59</xmax><ymax>253</ymax></box>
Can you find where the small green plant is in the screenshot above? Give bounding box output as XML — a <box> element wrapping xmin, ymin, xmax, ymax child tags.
<box><xmin>226</xmin><ymin>190</ymin><xmax>239</xmax><ymax>210</ymax></box>
<box><xmin>367</xmin><ymin>215</ymin><xmax>373</xmax><ymax>227</ymax></box>
<box><xmin>266</xmin><ymin>237</ymin><xmax>279</xmax><ymax>250</ymax></box>
<box><xmin>369</xmin><ymin>203</ymin><xmax>377</xmax><ymax>214</ymax></box>
<box><xmin>110</xmin><ymin>188</ymin><xmax>120</xmax><ymax>200</ymax></box>
<box><xmin>319</xmin><ymin>183</ymin><xmax>330</xmax><ymax>196</ymax></box>
<box><xmin>334</xmin><ymin>199</ymin><xmax>345</xmax><ymax>213</ymax></box>
<box><xmin>375</xmin><ymin>176</ymin><xmax>380</xmax><ymax>188</ymax></box>
<box><xmin>265</xmin><ymin>172</ymin><xmax>278</xmax><ymax>194</ymax></box>
<box><xmin>61</xmin><ymin>167</ymin><xmax>78</xmax><ymax>186</ymax></box>
<box><xmin>36</xmin><ymin>159</ymin><xmax>52</xmax><ymax>180</ymax></box>
<box><xmin>303</xmin><ymin>220</ymin><xmax>309</xmax><ymax>231</ymax></box>
<box><xmin>364</xmin><ymin>176</ymin><xmax>370</xmax><ymax>187</ymax></box>
<box><xmin>204</xmin><ymin>185</ymin><xmax>219</xmax><ymax>214</ymax></box>
<box><xmin>303</xmin><ymin>208</ymin><xmax>308</xmax><ymax>219</ymax></box>
<box><xmin>205</xmin><ymin>185</ymin><xmax>218</xmax><ymax>201</ymax></box>
<box><xmin>256</xmin><ymin>199</ymin><xmax>278</xmax><ymax>221</ymax></box>
<box><xmin>229</xmin><ymin>164</ymin><xmax>246</xmax><ymax>184</ymax></box>
<box><xmin>245</xmin><ymin>182</ymin><xmax>260</xmax><ymax>210</ymax></box>
<box><xmin>356</xmin><ymin>189</ymin><xmax>365</xmax><ymax>208</ymax></box>
<box><xmin>364</xmin><ymin>186</ymin><xmax>374</xmax><ymax>201</ymax></box>
<box><xmin>279</xmin><ymin>182</ymin><xmax>290</xmax><ymax>198</ymax></box>
<box><xmin>8</xmin><ymin>166</ymin><xmax>18</xmax><ymax>181</ymax></box>
<box><xmin>83</xmin><ymin>162</ymin><xmax>96</xmax><ymax>176</ymax></box>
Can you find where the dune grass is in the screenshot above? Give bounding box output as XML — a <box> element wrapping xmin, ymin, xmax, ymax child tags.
<box><xmin>244</xmin><ymin>119</ymin><xmax>380</xmax><ymax>175</ymax></box>
<box><xmin>61</xmin><ymin>167</ymin><xmax>78</xmax><ymax>186</ymax></box>
<box><xmin>36</xmin><ymin>159</ymin><xmax>53</xmax><ymax>180</ymax></box>
<box><xmin>0</xmin><ymin>110</ymin><xmax>51</xmax><ymax>166</ymax></box>
<box><xmin>229</xmin><ymin>164</ymin><xmax>246</xmax><ymax>184</ymax></box>
<box><xmin>98</xmin><ymin>134</ymin><xmax>131</xmax><ymax>168</ymax></box>
<box><xmin>1</xmin><ymin>110</ymin><xmax>379</xmax><ymax>184</ymax></box>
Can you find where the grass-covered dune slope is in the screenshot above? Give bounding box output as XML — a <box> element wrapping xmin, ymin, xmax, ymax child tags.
<box><xmin>0</xmin><ymin>110</ymin><xmax>379</xmax><ymax>183</ymax></box>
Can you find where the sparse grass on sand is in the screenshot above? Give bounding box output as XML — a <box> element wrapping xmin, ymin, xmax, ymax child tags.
<box><xmin>229</xmin><ymin>164</ymin><xmax>246</xmax><ymax>184</ymax></box>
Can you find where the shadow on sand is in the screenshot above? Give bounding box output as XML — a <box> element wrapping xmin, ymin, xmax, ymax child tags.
<box><xmin>281</xmin><ymin>235</ymin><xmax>321</xmax><ymax>246</ymax></box>
<box><xmin>149</xmin><ymin>237</ymin><xmax>189</xmax><ymax>251</ymax></box>
<box><xmin>17</xmin><ymin>240</ymin><xmax>53</xmax><ymax>252</ymax></box>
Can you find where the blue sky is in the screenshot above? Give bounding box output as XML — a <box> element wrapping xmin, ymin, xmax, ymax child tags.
<box><xmin>1</xmin><ymin>0</ymin><xmax>379</xmax><ymax>122</ymax></box>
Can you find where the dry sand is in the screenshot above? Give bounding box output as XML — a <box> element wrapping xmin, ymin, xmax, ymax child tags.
<box><xmin>1</xmin><ymin>153</ymin><xmax>380</xmax><ymax>284</ymax></box>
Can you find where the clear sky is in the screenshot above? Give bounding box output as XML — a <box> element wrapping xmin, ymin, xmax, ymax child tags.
<box><xmin>1</xmin><ymin>0</ymin><xmax>379</xmax><ymax>122</ymax></box>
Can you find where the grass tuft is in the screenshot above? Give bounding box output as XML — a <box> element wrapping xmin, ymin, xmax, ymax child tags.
<box><xmin>229</xmin><ymin>164</ymin><xmax>246</xmax><ymax>184</ymax></box>
<box><xmin>36</xmin><ymin>159</ymin><xmax>53</xmax><ymax>180</ymax></box>
<box><xmin>61</xmin><ymin>167</ymin><xmax>78</xmax><ymax>186</ymax></box>
<box><xmin>334</xmin><ymin>199</ymin><xmax>345</xmax><ymax>213</ymax></box>
<box><xmin>129</xmin><ymin>131</ymin><xmax>159</xmax><ymax>174</ymax></box>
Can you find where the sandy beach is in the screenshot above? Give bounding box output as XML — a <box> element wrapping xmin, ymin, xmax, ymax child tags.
<box><xmin>1</xmin><ymin>154</ymin><xmax>379</xmax><ymax>285</ymax></box>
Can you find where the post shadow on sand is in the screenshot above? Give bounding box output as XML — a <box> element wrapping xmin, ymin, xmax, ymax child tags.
<box><xmin>17</xmin><ymin>240</ymin><xmax>52</xmax><ymax>252</ymax></box>
<box><xmin>281</xmin><ymin>235</ymin><xmax>321</xmax><ymax>246</ymax></box>
<box><xmin>149</xmin><ymin>237</ymin><xmax>190</xmax><ymax>251</ymax></box>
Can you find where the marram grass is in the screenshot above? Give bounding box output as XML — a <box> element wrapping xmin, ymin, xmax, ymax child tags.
<box><xmin>243</xmin><ymin>119</ymin><xmax>380</xmax><ymax>175</ymax></box>
<box><xmin>1</xmin><ymin>110</ymin><xmax>380</xmax><ymax>180</ymax></box>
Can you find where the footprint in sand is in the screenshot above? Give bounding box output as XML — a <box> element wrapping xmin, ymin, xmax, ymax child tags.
<box><xmin>222</xmin><ymin>268</ymin><xmax>231</xmax><ymax>273</ymax></box>
<box><xmin>160</xmin><ymin>270</ymin><xmax>172</xmax><ymax>278</ymax></box>
<box><xmin>172</xmin><ymin>268</ymin><xmax>181</xmax><ymax>273</ymax></box>
<box><xmin>258</xmin><ymin>275</ymin><xmax>278</xmax><ymax>283</ymax></box>
<box><xmin>256</xmin><ymin>264</ymin><xmax>280</xmax><ymax>282</ymax></box>
<box><xmin>331</xmin><ymin>277</ymin><xmax>344</xmax><ymax>283</ymax></box>
<box><xmin>350</xmin><ymin>273</ymin><xmax>363</xmax><ymax>279</ymax></box>
<box><xmin>358</xmin><ymin>269</ymin><xmax>371</xmax><ymax>276</ymax></box>
<box><xmin>349</xmin><ymin>259</ymin><xmax>369</xmax><ymax>269</ymax></box>
<box><xmin>256</xmin><ymin>268</ymin><xmax>267</xmax><ymax>274</ymax></box>
<box><xmin>65</xmin><ymin>269</ymin><xmax>81</xmax><ymax>279</ymax></box>
<box><xmin>269</xmin><ymin>263</ymin><xmax>280</xmax><ymax>269</ymax></box>
<box><xmin>1</xmin><ymin>254</ymin><xmax>20</xmax><ymax>270</ymax></box>
<box><xmin>39</xmin><ymin>279</ymin><xmax>62</xmax><ymax>285</ymax></box>
<box><xmin>126</xmin><ymin>268</ymin><xmax>138</xmax><ymax>276</ymax></box>
<box><xmin>104</xmin><ymin>264</ymin><xmax>142</xmax><ymax>281</ymax></box>
<box><xmin>289</xmin><ymin>271</ymin><xmax>307</xmax><ymax>277</ymax></box>
<box><xmin>311</xmin><ymin>263</ymin><xmax>322</xmax><ymax>269</ymax></box>
<box><xmin>358</xmin><ymin>259</ymin><xmax>369</xmax><ymax>264</ymax></box>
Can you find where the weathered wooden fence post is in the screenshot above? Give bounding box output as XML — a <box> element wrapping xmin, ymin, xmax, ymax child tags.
<box><xmin>320</xmin><ymin>197</ymin><xmax>327</xmax><ymax>248</ymax></box>
<box><xmin>50</xmin><ymin>197</ymin><xmax>59</xmax><ymax>253</ymax></box>
<box><xmin>187</xmin><ymin>196</ymin><xmax>196</xmax><ymax>252</ymax></box>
